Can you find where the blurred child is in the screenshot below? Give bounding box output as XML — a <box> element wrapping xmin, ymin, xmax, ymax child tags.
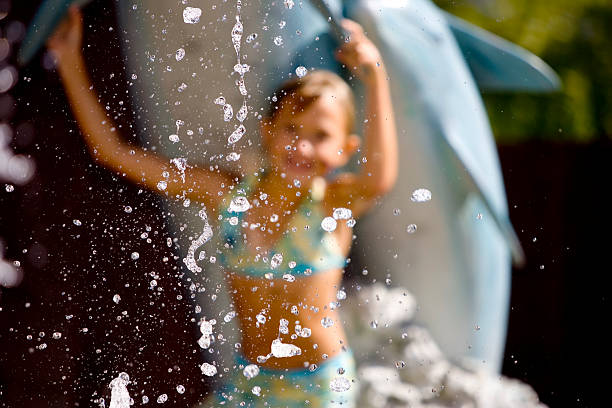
<box><xmin>48</xmin><ymin>7</ymin><xmax>397</xmax><ymax>407</ymax></box>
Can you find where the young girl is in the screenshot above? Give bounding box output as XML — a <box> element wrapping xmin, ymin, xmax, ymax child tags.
<box><xmin>48</xmin><ymin>7</ymin><xmax>397</xmax><ymax>407</ymax></box>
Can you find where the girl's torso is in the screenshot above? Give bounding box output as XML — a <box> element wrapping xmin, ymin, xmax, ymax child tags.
<box><xmin>217</xmin><ymin>175</ymin><xmax>353</xmax><ymax>369</ymax></box>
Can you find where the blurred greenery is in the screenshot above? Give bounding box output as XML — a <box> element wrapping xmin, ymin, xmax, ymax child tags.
<box><xmin>434</xmin><ymin>0</ymin><xmax>612</xmax><ymax>143</ymax></box>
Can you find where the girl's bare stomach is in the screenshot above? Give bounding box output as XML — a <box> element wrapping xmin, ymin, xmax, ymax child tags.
<box><xmin>228</xmin><ymin>267</ymin><xmax>347</xmax><ymax>370</ymax></box>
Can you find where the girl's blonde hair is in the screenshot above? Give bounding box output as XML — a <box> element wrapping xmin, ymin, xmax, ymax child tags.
<box><xmin>268</xmin><ymin>70</ymin><xmax>355</xmax><ymax>133</ymax></box>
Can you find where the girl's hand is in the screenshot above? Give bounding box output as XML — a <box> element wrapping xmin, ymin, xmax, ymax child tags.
<box><xmin>47</xmin><ymin>6</ymin><xmax>83</xmax><ymax>61</ymax></box>
<box><xmin>335</xmin><ymin>19</ymin><xmax>384</xmax><ymax>84</ymax></box>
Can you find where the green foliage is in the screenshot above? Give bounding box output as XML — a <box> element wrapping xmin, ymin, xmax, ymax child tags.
<box><xmin>435</xmin><ymin>0</ymin><xmax>612</xmax><ymax>143</ymax></box>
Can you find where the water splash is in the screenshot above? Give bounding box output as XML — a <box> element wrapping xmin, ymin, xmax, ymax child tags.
<box><xmin>183</xmin><ymin>209</ymin><xmax>213</xmax><ymax>273</ymax></box>
<box><xmin>109</xmin><ymin>372</ymin><xmax>131</xmax><ymax>408</ymax></box>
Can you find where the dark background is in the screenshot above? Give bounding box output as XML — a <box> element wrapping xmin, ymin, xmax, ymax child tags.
<box><xmin>1</xmin><ymin>1</ymin><xmax>611</xmax><ymax>407</ymax></box>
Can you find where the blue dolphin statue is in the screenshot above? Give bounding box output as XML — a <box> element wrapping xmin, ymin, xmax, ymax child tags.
<box><xmin>22</xmin><ymin>0</ymin><xmax>558</xmax><ymax>373</ymax></box>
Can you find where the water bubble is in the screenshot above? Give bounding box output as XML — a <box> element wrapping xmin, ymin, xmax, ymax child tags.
<box><xmin>406</xmin><ymin>224</ymin><xmax>417</xmax><ymax>234</ymax></box>
<box><xmin>243</xmin><ymin>364</ymin><xmax>260</xmax><ymax>379</ymax></box>
<box><xmin>156</xmin><ymin>393</ymin><xmax>168</xmax><ymax>403</ymax></box>
<box><xmin>321</xmin><ymin>217</ymin><xmax>337</xmax><ymax>232</ymax></box>
<box><xmin>411</xmin><ymin>188</ymin><xmax>432</xmax><ymax>203</ymax></box>
<box><xmin>226</xmin><ymin>152</ymin><xmax>241</xmax><ymax>161</ymax></box>
<box><xmin>130</xmin><ymin>252</ymin><xmax>139</xmax><ymax>260</ymax></box>
<box><xmin>228</xmin><ymin>125</ymin><xmax>246</xmax><ymax>144</ymax></box>
<box><xmin>336</xmin><ymin>290</ymin><xmax>346</xmax><ymax>300</ymax></box>
<box><xmin>149</xmin><ymin>279</ymin><xmax>157</xmax><ymax>287</ymax></box>
<box><xmin>200</xmin><ymin>362</ymin><xmax>217</xmax><ymax>376</ymax></box>
<box><xmin>321</xmin><ymin>317</ymin><xmax>334</xmax><ymax>328</ymax></box>
<box><xmin>332</xmin><ymin>208</ymin><xmax>352</xmax><ymax>220</ymax></box>
<box><xmin>156</xmin><ymin>181</ymin><xmax>167</xmax><ymax>191</ymax></box>
<box><xmin>175</xmin><ymin>48</ymin><xmax>185</xmax><ymax>61</ymax></box>
<box><xmin>295</xmin><ymin>66</ymin><xmax>308</xmax><ymax>78</ymax></box>
<box><xmin>176</xmin><ymin>385</ymin><xmax>185</xmax><ymax>394</ymax></box>
<box><xmin>229</xmin><ymin>196</ymin><xmax>250</xmax><ymax>213</ymax></box>
<box><xmin>113</xmin><ymin>294</ymin><xmax>121</xmax><ymax>304</ymax></box>
<box><xmin>270</xmin><ymin>253</ymin><xmax>283</xmax><ymax>269</ymax></box>
<box><xmin>169</xmin><ymin>134</ymin><xmax>180</xmax><ymax>143</ymax></box>
<box><xmin>52</xmin><ymin>332</ymin><xmax>62</xmax><ymax>340</ymax></box>
<box><xmin>124</xmin><ymin>206</ymin><xmax>132</xmax><ymax>213</ymax></box>
<box><xmin>273</xmin><ymin>36</ymin><xmax>284</xmax><ymax>46</ymax></box>
<box><xmin>330</xmin><ymin>376</ymin><xmax>351</xmax><ymax>392</ymax></box>
<box><xmin>72</xmin><ymin>219</ymin><xmax>82</xmax><ymax>226</ymax></box>
<box><xmin>183</xmin><ymin>7</ymin><xmax>202</xmax><ymax>24</ymax></box>
<box><xmin>256</xmin><ymin>314</ymin><xmax>266</xmax><ymax>324</ymax></box>
<box><xmin>5</xmin><ymin>184</ymin><xmax>14</xmax><ymax>192</ymax></box>
<box><xmin>142</xmin><ymin>396</ymin><xmax>149</xmax><ymax>404</ymax></box>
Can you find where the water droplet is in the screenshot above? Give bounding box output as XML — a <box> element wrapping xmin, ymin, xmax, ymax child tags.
<box><xmin>270</xmin><ymin>253</ymin><xmax>283</xmax><ymax>269</ymax></box>
<box><xmin>124</xmin><ymin>206</ymin><xmax>132</xmax><ymax>213</ymax></box>
<box><xmin>295</xmin><ymin>66</ymin><xmax>307</xmax><ymax>78</ymax></box>
<box><xmin>113</xmin><ymin>294</ymin><xmax>121</xmax><ymax>304</ymax></box>
<box><xmin>252</xmin><ymin>385</ymin><xmax>261</xmax><ymax>396</ymax></box>
<box><xmin>175</xmin><ymin>48</ymin><xmax>185</xmax><ymax>61</ymax></box>
<box><xmin>370</xmin><ymin>320</ymin><xmax>378</xmax><ymax>329</ymax></box>
<box><xmin>214</xmin><ymin>96</ymin><xmax>226</xmax><ymax>105</ymax></box>
<box><xmin>321</xmin><ymin>217</ymin><xmax>337</xmax><ymax>232</ymax></box>
<box><xmin>5</xmin><ymin>184</ymin><xmax>14</xmax><ymax>192</ymax></box>
<box><xmin>284</xmin><ymin>0</ymin><xmax>295</xmax><ymax>9</ymax></box>
<box><xmin>226</xmin><ymin>152</ymin><xmax>241</xmax><ymax>162</ymax></box>
<box><xmin>393</xmin><ymin>208</ymin><xmax>401</xmax><ymax>215</ymax></box>
<box><xmin>169</xmin><ymin>134</ymin><xmax>180</xmax><ymax>143</ymax></box>
<box><xmin>406</xmin><ymin>224</ymin><xmax>417</xmax><ymax>234</ymax></box>
<box><xmin>200</xmin><ymin>363</ymin><xmax>217</xmax><ymax>376</ymax></box>
<box><xmin>224</xmin><ymin>311</ymin><xmax>236</xmax><ymax>322</ymax></box>
<box><xmin>321</xmin><ymin>317</ymin><xmax>334</xmax><ymax>328</ymax></box>
<box><xmin>142</xmin><ymin>395</ymin><xmax>149</xmax><ymax>404</ymax></box>
<box><xmin>411</xmin><ymin>188</ymin><xmax>432</xmax><ymax>203</ymax></box>
<box><xmin>73</xmin><ymin>219</ymin><xmax>82</xmax><ymax>226</ymax></box>
<box><xmin>183</xmin><ymin>7</ymin><xmax>202</xmax><ymax>24</ymax></box>
<box><xmin>229</xmin><ymin>196</ymin><xmax>250</xmax><ymax>212</ymax></box>
<box><xmin>156</xmin><ymin>393</ymin><xmax>168</xmax><ymax>403</ymax></box>
<box><xmin>130</xmin><ymin>252</ymin><xmax>139</xmax><ymax>260</ymax></box>
<box><xmin>273</xmin><ymin>36</ymin><xmax>284</xmax><ymax>46</ymax></box>
<box><xmin>236</xmin><ymin>102</ymin><xmax>248</xmax><ymax>122</ymax></box>
<box><xmin>157</xmin><ymin>181</ymin><xmax>167</xmax><ymax>191</ymax></box>
<box><xmin>243</xmin><ymin>364</ymin><xmax>260</xmax><ymax>379</ymax></box>
<box><xmin>52</xmin><ymin>332</ymin><xmax>62</xmax><ymax>339</ymax></box>
<box><xmin>300</xmin><ymin>327</ymin><xmax>311</xmax><ymax>337</ymax></box>
<box><xmin>346</xmin><ymin>218</ymin><xmax>356</xmax><ymax>228</ymax></box>
<box><xmin>336</xmin><ymin>290</ymin><xmax>346</xmax><ymax>300</ymax></box>
<box><xmin>270</xmin><ymin>338</ymin><xmax>302</xmax><ymax>358</ymax></box>
<box><xmin>395</xmin><ymin>360</ymin><xmax>406</xmax><ymax>369</ymax></box>
<box><xmin>332</xmin><ymin>208</ymin><xmax>352</xmax><ymax>220</ymax></box>
<box><xmin>228</xmin><ymin>125</ymin><xmax>246</xmax><ymax>144</ymax></box>
<box><xmin>246</xmin><ymin>33</ymin><xmax>258</xmax><ymax>43</ymax></box>
<box><xmin>176</xmin><ymin>385</ymin><xmax>185</xmax><ymax>394</ymax></box>
<box><xmin>330</xmin><ymin>376</ymin><xmax>351</xmax><ymax>392</ymax></box>
<box><xmin>223</xmin><ymin>104</ymin><xmax>233</xmax><ymax>121</ymax></box>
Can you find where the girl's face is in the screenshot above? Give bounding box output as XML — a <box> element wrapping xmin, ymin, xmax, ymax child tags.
<box><xmin>262</xmin><ymin>96</ymin><xmax>359</xmax><ymax>182</ymax></box>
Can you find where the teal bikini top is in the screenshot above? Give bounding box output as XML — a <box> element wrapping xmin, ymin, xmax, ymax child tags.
<box><xmin>217</xmin><ymin>175</ymin><xmax>347</xmax><ymax>277</ymax></box>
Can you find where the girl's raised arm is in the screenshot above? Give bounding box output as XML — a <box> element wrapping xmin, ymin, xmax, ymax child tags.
<box><xmin>48</xmin><ymin>7</ymin><xmax>232</xmax><ymax>209</ymax></box>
